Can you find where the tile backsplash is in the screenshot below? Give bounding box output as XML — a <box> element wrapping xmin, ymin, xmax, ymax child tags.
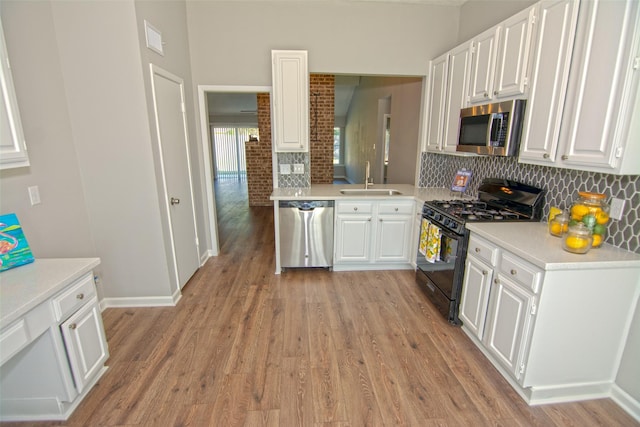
<box><xmin>418</xmin><ymin>152</ymin><xmax>640</xmax><ymax>254</ymax></box>
<box><xmin>277</xmin><ymin>152</ymin><xmax>310</xmax><ymax>188</ymax></box>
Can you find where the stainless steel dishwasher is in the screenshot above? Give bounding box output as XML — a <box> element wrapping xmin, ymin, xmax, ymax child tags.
<box><xmin>278</xmin><ymin>200</ymin><xmax>334</xmax><ymax>268</ymax></box>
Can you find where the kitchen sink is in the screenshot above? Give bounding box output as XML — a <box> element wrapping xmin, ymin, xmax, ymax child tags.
<box><xmin>339</xmin><ymin>188</ymin><xmax>402</xmax><ymax>196</ymax></box>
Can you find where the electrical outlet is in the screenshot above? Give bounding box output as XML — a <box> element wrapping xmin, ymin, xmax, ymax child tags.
<box><xmin>609</xmin><ymin>198</ymin><xmax>625</xmax><ymax>220</ymax></box>
<box><xmin>280</xmin><ymin>164</ymin><xmax>291</xmax><ymax>175</ymax></box>
<box><xmin>28</xmin><ymin>186</ymin><xmax>41</xmax><ymax>206</ymax></box>
<box><xmin>293</xmin><ymin>164</ymin><xmax>304</xmax><ymax>174</ymax></box>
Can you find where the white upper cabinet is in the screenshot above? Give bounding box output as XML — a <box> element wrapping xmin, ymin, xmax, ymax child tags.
<box><xmin>519</xmin><ymin>0</ymin><xmax>579</xmax><ymax>165</ymax></box>
<box><xmin>0</xmin><ymin>21</ymin><xmax>29</xmax><ymax>170</ymax></box>
<box><xmin>468</xmin><ymin>5</ymin><xmax>536</xmax><ymax>105</ymax></box>
<box><xmin>468</xmin><ymin>26</ymin><xmax>500</xmax><ymax>104</ymax></box>
<box><xmin>271</xmin><ymin>50</ymin><xmax>309</xmax><ymax>153</ymax></box>
<box><xmin>424</xmin><ymin>41</ymin><xmax>472</xmax><ymax>153</ymax></box>
<box><xmin>424</xmin><ymin>53</ymin><xmax>448</xmax><ymax>152</ymax></box>
<box><xmin>443</xmin><ymin>42</ymin><xmax>472</xmax><ymax>152</ymax></box>
<box><xmin>555</xmin><ymin>0</ymin><xmax>640</xmax><ymax>174</ymax></box>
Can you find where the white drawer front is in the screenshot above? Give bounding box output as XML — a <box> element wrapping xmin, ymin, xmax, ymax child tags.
<box><xmin>468</xmin><ymin>235</ymin><xmax>499</xmax><ymax>266</ymax></box>
<box><xmin>52</xmin><ymin>272</ymin><xmax>96</xmax><ymax>322</ymax></box>
<box><xmin>499</xmin><ymin>252</ymin><xmax>542</xmax><ymax>293</ymax></box>
<box><xmin>0</xmin><ymin>319</ymin><xmax>28</xmax><ymax>365</ymax></box>
<box><xmin>337</xmin><ymin>201</ymin><xmax>373</xmax><ymax>214</ymax></box>
<box><xmin>378</xmin><ymin>203</ymin><xmax>414</xmax><ymax>215</ymax></box>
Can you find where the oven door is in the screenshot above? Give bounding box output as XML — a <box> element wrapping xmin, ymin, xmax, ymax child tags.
<box><xmin>416</xmin><ymin>226</ymin><xmax>463</xmax><ymax>299</ymax></box>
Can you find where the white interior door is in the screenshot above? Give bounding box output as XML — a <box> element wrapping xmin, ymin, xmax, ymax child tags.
<box><xmin>150</xmin><ymin>65</ymin><xmax>199</xmax><ymax>290</ymax></box>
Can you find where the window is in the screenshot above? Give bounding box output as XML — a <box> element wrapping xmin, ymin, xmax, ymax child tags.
<box><xmin>333</xmin><ymin>127</ymin><xmax>344</xmax><ymax>165</ymax></box>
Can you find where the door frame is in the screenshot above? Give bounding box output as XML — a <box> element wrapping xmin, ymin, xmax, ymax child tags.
<box><xmin>150</xmin><ymin>64</ymin><xmax>200</xmax><ymax>292</ymax></box>
<box><xmin>197</xmin><ymin>85</ymin><xmax>271</xmax><ymax>256</ymax></box>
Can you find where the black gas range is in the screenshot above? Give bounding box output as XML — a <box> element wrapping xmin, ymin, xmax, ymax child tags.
<box><xmin>416</xmin><ymin>178</ymin><xmax>544</xmax><ymax>325</ymax></box>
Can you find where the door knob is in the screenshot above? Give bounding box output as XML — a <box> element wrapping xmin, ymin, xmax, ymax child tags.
<box><xmin>171</xmin><ymin>197</ymin><xmax>180</xmax><ymax>205</ymax></box>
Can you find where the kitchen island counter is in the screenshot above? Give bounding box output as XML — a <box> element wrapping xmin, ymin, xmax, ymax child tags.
<box><xmin>466</xmin><ymin>222</ymin><xmax>640</xmax><ymax>270</ymax></box>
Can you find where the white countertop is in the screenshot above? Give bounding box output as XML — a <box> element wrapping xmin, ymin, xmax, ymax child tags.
<box><xmin>466</xmin><ymin>222</ymin><xmax>640</xmax><ymax>271</ymax></box>
<box><xmin>271</xmin><ymin>184</ymin><xmax>473</xmax><ymax>204</ymax></box>
<box><xmin>0</xmin><ymin>258</ymin><xmax>100</xmax><ymax>327</ymax></box>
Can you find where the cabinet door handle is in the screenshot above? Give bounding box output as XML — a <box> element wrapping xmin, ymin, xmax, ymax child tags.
<box><xmin>170</xmin><ymin>197</ymin><xmax>180</xmax><ymax>205</ymax></box>
<box><xmin>482</xmin><ymin>270</ymin><xmax>488</xmax><ymax>275</ymax></box>
<box><xmin>353</xmin><ymin>207</ymin><xmax>358</xmax><ymax>211</ymax></box>
<box><xmin>395</xmin><ymin>208</ymin><xmax>399</xmax><ymax>212</ymax></box>
<box><xmin>69</xmin><ymin>323</ymin><xmax>77</xmax><ymax>330</ymax></box>
<box><xmin>543</xmin><ymin>153</ymin><xmax>549</xmax><ymax>159</ymax></box>
<box><xmin>561</xmin><ymin>154</ymin><xmax>569</xmax><ymax>161</ymax></box>
<box><xmin>379</xmin><ymin>218</ymin><xmax>383</xmax><ymax>222</ymax></box>
<box><xmin>494</xmin><ymin>278</ymin><xmax>500</xmax><ymax>284</ymax></box>
<box><xmin>493</xmin><ymin>90</ymin><xmax>498</xmax><ymax>96</ymax></box>
<box><xmin>475</xmin><ymin>247</ymin><xmax>481</xmax><ymax>253</ymax></box>
<box><xmin>76</xmin><ymin>293</ymin><xmax>84</xmax><ymax>300</ymax></box>
<box><xmin>367</xmin><ymin>217</ymin><xmax>372</xmax><ymax>222</ymax></box>
<box><xmin>510</xmin><ymin>269</ymin><xmax>517</xmax><ymax>276</ymax></box>
<box><xmin>484</xmin><ymin>92</ymin><xmax>489</xmax><ymax>98</ymax></box>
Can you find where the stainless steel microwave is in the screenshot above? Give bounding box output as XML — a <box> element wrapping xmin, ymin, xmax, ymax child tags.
<box><xmin>457</xmin><ymin>99</ymin><xmax>526</xmax><ymax>156</ymax></box>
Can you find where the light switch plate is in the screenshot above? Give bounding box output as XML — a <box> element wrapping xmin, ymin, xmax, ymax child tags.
<box><xmin>293</xmin><ymin>164</ymin><xmax>304</xmax><ymax>174</ymax></box>
<box><xmin>28</xmin><ymin>186</ymin><xmax>41</xmax><ymax>206</ymax></box>
<box><xmin>280</xmin><ymin>164</ymin><xmax>291</xmax><ymax>175</ymax></box>
<box><xmin>610</xmin><ymin>197</ymin><xmax>625</xmax><ymax>220</ymax></box>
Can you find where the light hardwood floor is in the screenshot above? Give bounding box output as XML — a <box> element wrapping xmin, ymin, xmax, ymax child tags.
<box><xmin>6</xmin><ymin>180</ymin><xmax>637</xmax><ymax>426</ymax></box>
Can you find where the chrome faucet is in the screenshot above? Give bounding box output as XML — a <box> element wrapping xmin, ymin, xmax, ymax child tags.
<box><xmin>365</xmin><ymin>161</ymin><xmax>373</xmax><ymax>189</ymax></box>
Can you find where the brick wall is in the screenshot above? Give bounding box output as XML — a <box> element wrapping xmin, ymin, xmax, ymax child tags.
<box><xmin>246</xmin><ymin>93</ymin><xmax>273</xmax><ymax>206</ymax></box>
<box><xmin>309</xmin><ymin>74</ymin><xmax>335</xmax><ymax>184</ymax></box>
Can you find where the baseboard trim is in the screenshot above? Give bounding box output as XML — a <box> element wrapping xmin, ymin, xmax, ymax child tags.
<box><xmin>611</xmin><ymin>383</ymin><xmax>640</xmax><ymax>422</ymax></box>
<box><xmin>200</xmin><ymin>250</ymin><xmax>215</xmax><ymax>266</ymax></box>
<box><xmin>101</xmin><ymin>293</ymin><xmax>180</xmax><ymax>309</ymax></box>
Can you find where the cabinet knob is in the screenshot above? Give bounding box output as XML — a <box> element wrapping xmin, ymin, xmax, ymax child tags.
<box><xmin>368</xmin><ymin>217</ymin><xmax>372</xmax><ymax>222</ymax></box>
<box><xmin>482</xmin><ymin>270</ymin><xmax>488</xmax><ymax>275</ymax></box>
<box><xmin>76</xmin><ymin>293</ymin><xmax>84</xmax><ymax>300</ymax></box>
<box><xmin>493</xmin><ymin>90</ymin><xmax>498</xmax><ymax>96</ymax></box>
<box><xmin>510</xmin><ymin>269</ymin><xmax>517</xmax><ymax>276</ymax></box>
<box><xmin>69</xmin><ymin>323</ymin><xmax>77</xmax><ymax>330</ymax></box>
<box><xmin>494</xmin><ymin>278</ymin><xmax>500</xmax><ymax>284</ymax></box>
<box><xmin>353</xmin><ymin>207</ymin><xmax>358</xmax><ymax>211</ymax></box>
<box><xmin>379</xmin><ymin>218</ymin><xmax>383</xmax><ymax>222</ymax></box>
<box><xmin>170</xmin><ymin>197</ymin><xmax>180</xmax><ymax>205</ymax></box>
<box><xmin>484</xmin><ymin>92</ymin><xmax>489</xmax><ymax>98</ymax></box>
<box><xmin>475</xmin><ymin>247</ymin><xmax>481</xmax><ymax>253</ymax></box>
<box><xmin>395</xmin><ymin>208</ymin><xmax>399</xmax><ymax>212</ymax></box>
<box><xmin>543</xmin><ymin>153</ymin><xmax>549</xmax><ymax>159</ymax></box>
<box><xmin>561</xmin><ymin>154</ymin><xmax>569</xmax><ymax>161</ymax></box>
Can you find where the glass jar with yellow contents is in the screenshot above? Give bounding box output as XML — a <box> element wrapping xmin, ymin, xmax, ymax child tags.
<box><xmin>569</xmin><ymin>191</ymin><xmax>609</xmax><ymax>248</ymax></box>
<box><xmin>563</xmin><ymin>223</ymin><xmax>593</xmax><ymax>254</ymax></box>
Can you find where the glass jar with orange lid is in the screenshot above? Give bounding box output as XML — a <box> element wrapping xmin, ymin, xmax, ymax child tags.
<box><xmin>569</xmin><ymin>191</ymin><xmax>609</xmax><ymax>248</ymax></box>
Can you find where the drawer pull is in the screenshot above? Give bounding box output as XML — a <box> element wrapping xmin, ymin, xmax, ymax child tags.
<box><xmin>76</xmin><ymin>293</ymin><xmax>85</xmax><ymax>300</ymax></box>
<box><xmin>510</xmin><ymin>269</ymin><xmax>517</xmax><ymax>276</ymax></box>
<box><xmin>353</xmin><ymin>207</ymin><xmax>358</xmax><ymax>211</ymax></box>
<box><xmin>394</xmin><ymin>207</ymin><xmax>399</xmax><ymax>212</ymax></box>
<box><xmin>543</xmin><ymin>153</ymin><xmax>550</xmax><ymax>159</ymax></box>
<box><xmin>475</xmin><ymin>247</ymin><xmax>481</xmax><ymax>253</ymax></box>
<box><xmin>69</xmin><ymin>323</ymin><xmax>77</xmax><ymax>330</ymax></box>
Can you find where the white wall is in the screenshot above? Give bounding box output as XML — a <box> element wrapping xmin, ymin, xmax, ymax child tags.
<box><xmin>1</xmin><ymin>0</ymin><xmax>175</xmax><ymax>300</ymax></box>
<box><xmin>185</xmin><ymin>1</ymin><xmax>460</xmax><ymax>84</ymax></box>
<box><xmin>458</xmin><ymin>0</ymin><xmax>536</xmax><ymax>43</ymax></box>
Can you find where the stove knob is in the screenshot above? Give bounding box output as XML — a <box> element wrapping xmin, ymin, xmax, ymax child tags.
<box><xmin>435</xmin><ymin>214</ymin><xmax>442</xmax><ymax>222</ymax></box>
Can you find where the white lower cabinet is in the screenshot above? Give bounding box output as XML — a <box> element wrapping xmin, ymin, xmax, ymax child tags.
<box><xmin>482</xmin><ymin>273</ymin><xmax>537</xmax><ymax>381</ymax></box>
<box><xmin>60</xmin><ymin>296</ymin><xmax>109</xmax><ymax>394</ymax></box>
<box><xmin>459</xmin><ymin>255</ymin><xmax>493</xmax><ymax>339</ymax></box>
<box><xmin>460</xmin><ymin>232</ymin><xmax>640</xmax><ymax>404</ymax></box>
<box><xmin>0</xmin><ymin>262</ymin><xmax>109</xmax><ymax>421</ymax></box>
<box><xmin>334</xmin><ymin>200</ymin><xmax>413</xmax><ymax>270</ymax></box>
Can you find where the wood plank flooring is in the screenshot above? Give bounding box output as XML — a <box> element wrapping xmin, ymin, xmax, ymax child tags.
<box><xmin>5</xmin><ymin>180</ymin><xmax>637</xmax><ymax>426</ymax></box>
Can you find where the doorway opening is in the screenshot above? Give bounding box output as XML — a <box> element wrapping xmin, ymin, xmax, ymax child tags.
<box><xmin>198</xmin><ymin>85</ymin><xmax>272</xmax><ymax>257</ymax></box>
